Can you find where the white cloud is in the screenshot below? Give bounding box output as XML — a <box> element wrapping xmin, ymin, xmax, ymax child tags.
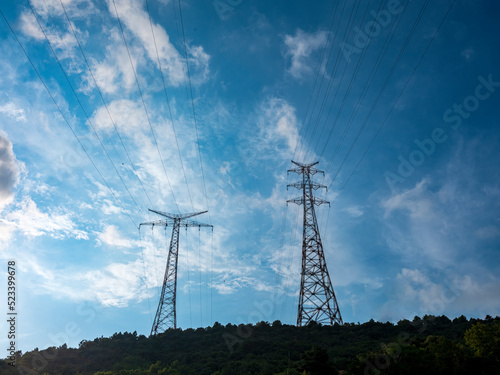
<box><xmin>19</xmin><ymin>11</ymin><xmax>45</xmax><ymax>40</ymax></box>
<box><xmin>283</xmin><ymin>29</ymin><xmax>328</xmax><ymax>79</ymax></box>
<box><xmin>461</xmin><ymin>48</ymin><xmax>474</xmax><ymax>61</ymax></box>
<box><xmin>20</xmin><ymin>178</ymin><xmax>54</xmax><ymax>196</ymax></box>
<box><xmin>390</xmin><ymin>268</ymin><xmax>454</xmax><ymax>317</ymax></box>
<box><xmin>88</xmin><ymin>178</ymin><xmax>117</xmax><ymax>200</ymax></box>
<box><xmin>0</xmin><ymin>102</ymin><xmax>27</xmax><ymax>123</ymax></box>
<box><xmin>17</xmin><ymin>254</ymin><xmax>149</xmax><ymax>308</ymax></box>
<box><xmin>77</xmin><ymin>228</ymin><xmax>229</xmax><ymax>307</ymax></box>
<box><xmin>84</xmin><ymin>260</ymin><xmax>145</xmax><ymax>307</ymax></box>
<box><xmin>28</xmin><ymin>0</ymin><xmax>96</xmax><ymax>19</ymax></box>
<box><xmin>344</xmin><ymin>206</ymin><xmax>364</xmax><ymax>217</ymax></box>
<box><xmin>19</xmin><ymin>2</ymin><xmax>86</xmax><ymax>62</ymax></box>
<box><xmin>98</xmin><ymin>224</ymin><xmax>138</xmax><ymax>248</ymax></box>
<box><xmin>380</xmin><ymin>268</ymin><xmax>500</xmax><ymax>320</ymax></box>
<box><xmin>0</xmin><ymin>222</ymin><xmax>16</xmax><ymax>249</ymax></box>
<box><xmin>187</xmin><ymin>45</ymin><xmax>211</xmax><ymax>85</ymax></box>
<box><xmin>89</xmin><ymin>98</ymin><xmax>200</xmax><ymax>213</ymax></box>
<box><xmin>381</xmin><ymin>178</ymin><xmax>457</xmax><ymax>266</ymax></box>
<box><xmin>243</xmin><ymin>97</ymin><xmax>301</xmax><ymax>164</ymax></box>
<box><xmin>475</xmin><ymin>225</ymin><xmax>500</xmax><ymax>239</ymax></box>
<box><xmin>106</xmin><ymin>0</ymin><xmax>210</xmax><ymax>87</ymax></box>
<box><xmin>11</xmin><ymin>235</ymin><xmax>157</xmax><ymax>307</ymax></box>
<box><xmin>90</xmin><ymin>99</ymin><xmax>147</xmax><ymax>133</ymax></box>
<box><xmin>2</xmin><ymin>197</ymin><xmax>88</xmax><ymax>240</ymax></box>
<box><xmin>101</xmin><ymin>199</ymin><xmax>125</xmax><ymax>215</ymax></box>
<box><xmin>85</xmin><ymin>55</ymin><xmax>122</xmax><ymax>95</ymax></box>
<box><xmin>382</xmin><ymin>178</ymin><xmax>433</xmax><ymax>220</ymax></box>
<box><xmin>79</xmin><ymin>202</ymin><xmax>93</xmax><ymax>209</ymax></box>
<box><xmin>82</xmin><ymin>28</ymin><xmax>144</xmax><ymax>95</ymax></box>
<box><xmin>211</xmin><ymin>275</ymin><xmax>274</xmax><ymax>295</ymax></box>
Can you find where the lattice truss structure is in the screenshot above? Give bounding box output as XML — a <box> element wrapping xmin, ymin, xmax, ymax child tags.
<box><xmin>140</xmin><ymin>209</ymin><xmax>212</xmax><ymax>335</ymax></box>
<box><xmin>287</xmin><ymin>161</ymin><xmax>343</xmax><ymax>327</ymax></box>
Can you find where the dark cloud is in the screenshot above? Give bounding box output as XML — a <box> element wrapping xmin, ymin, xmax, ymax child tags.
<box><xmin>0</xmin><ymin>133</ymin><xmax>19</xmax><ymax>209</ymax></box>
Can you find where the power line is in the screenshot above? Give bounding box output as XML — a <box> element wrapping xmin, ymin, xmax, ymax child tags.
<box><xmin>326</xmin><ymin>0</ymin><xmax>430</xmax><ymax>187</ymax></box>
<box><xmin>295</xmin><ymin>0</ymin><xmax>359</xmax><ymax>162</ymax></box>
<box><xmin>292</xmin><ymin>0</ymin><xmax>341</xmax><ymax>161</ymax></box>
<box><xmin>57</xmin><ymin>0</ymin><xmax>155</xmax><ymax>210</ymax></box>
<box><xmin>177</xmin><ymin>0</ymin><xmax>211</xmax><ymax>224</ymax></box>
<box><xmin>299</xmin><ymin>0</ymin><xmax>363</xmax><ymax>162</ymax></box>
<box><xmin>272</xmin><ymin>200</ymin><xmax>290</xmax><ymax>322</ymax></box>
<box><xmin>210</xmin><ymin>230</ymin><xmax>214</xmax><ymax>324</ymax></box>
<box><xmin>285</xmin><ymin>0</ymin><xmax>350</xmax><ymax>320</ymax></box>
<box><xmin>151</xmin><ymin>226</ymin><xmax>160</xmax><ymax>295</ymax></box>
<box><xmin>138</xmin><ymin>228</ymin><xmax>154</xmax><ymax>325</ymax></box>
<box><xmin>175</xmin><ymin>0</ymin><xmax>212</xmax><ymax>325</ymax></box>
<box><xmin>140</xmin><ymin>210</ymin><xmax>211</xmax><ymax>333</ymax></box>
<box><xmin>27</xmin><ymin>0</ymin><xmax>148</xmax><ymax>223</ymax></box>
<box><xmin>111</xmin><ymin>0</ymin><xmax>180</xmax><ymax>212</ymax></box>
<box><xmin>285</xmin><ymin>0</ymin><xmax>350</xmax><ymax>323</ymax></box>
<box><xmin>198</xmin><ymin>228</ymin><xmax>203</xmax><ymax>326</ymax></box>
<box><xmin>0</xmin><ymin>9</ymin><xmax>138</xmax><ymax>228</ymax></box>
<box><xmin>184</xmin><ymin>226</ymin><xmax>193</xmax><ymax>327</ymax></box>
<box><xmin>281</xmin><ymin>200</ymin><xmax>302</xmax><ymax>323</ymax></box>
<box><xmin>322</xmin><ymin>0</ymin><xmax>413</xmax><ymax>175</ymax></box>
<box><xmin>144</xmin><ymin>0</ymin><xmax>195</xmax><ymax>211</ymax></box>
<box><xmin>171</xmin><ymin>0</ymin><xmax>189</xmax><ymax>102</ymax></box>
<box><xmin>314</xmin><ymin>0</ymin><xmax>377</xmax><ymax>161</ymax></box>
<box><xmin>329</xmin><ymin>0</ymin><xmax>456</xmax><ymax>199</ymax></box>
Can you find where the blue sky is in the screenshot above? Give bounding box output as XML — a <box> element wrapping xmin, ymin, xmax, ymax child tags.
<box><xmin>0</xmin><ymin>0</ymin><xmax>499</xmax><ymax>352</ymax></box>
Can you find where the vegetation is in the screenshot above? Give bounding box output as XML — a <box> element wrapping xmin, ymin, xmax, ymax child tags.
<box><xmin>2</xmin><ymin>315</ymin><xmax>499</xmax><ymax>375</ymax></box>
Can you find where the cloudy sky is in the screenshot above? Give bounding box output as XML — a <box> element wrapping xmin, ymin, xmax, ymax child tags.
<box><xmin>0</xmin><ymin>0</ymin><xmax>499</xmax><ymax>352</ymax></box>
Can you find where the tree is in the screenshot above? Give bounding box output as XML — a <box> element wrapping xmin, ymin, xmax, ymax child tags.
<box><xmin>464</xmin><ymin>322</ymin><xmax>500</xmax><ymax>361</ymax></box>
<box><xmin>297</xmin><ymin>346</ymin><xmax>333</xmax><ymax>375</ymax></box>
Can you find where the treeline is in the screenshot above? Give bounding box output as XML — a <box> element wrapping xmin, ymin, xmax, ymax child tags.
<box><xmin>1</xmin><ymin>315</ymin><xmax>499</xmax><ymax>375</ymax></box>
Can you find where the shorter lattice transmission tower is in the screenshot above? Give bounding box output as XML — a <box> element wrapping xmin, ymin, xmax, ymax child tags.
<box><xmin>140</xmin><ymin>209</ymin><xmax>212</xmax><ymax>335</ymax></box>
<box><xmin>287</xmin><ymin>161</ymin><xmax>343</xmax><ymax>326</ymax></box>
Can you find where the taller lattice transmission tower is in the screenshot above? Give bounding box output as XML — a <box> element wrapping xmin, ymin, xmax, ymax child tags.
<box><xmin>287</xmin><ymin>161</ymin><xmax>343</xmax><ymax>326</ymax></box>
<box><xmin>140</xmin><ymin>209</ymin><xmax>212</xmax><ymax>335</ymax></box>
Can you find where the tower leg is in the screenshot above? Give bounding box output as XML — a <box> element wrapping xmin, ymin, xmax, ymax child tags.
<box><xmin>151</xmin><ymin>219</ymin><xmax>180</xmax><ymax>335</ymax></box>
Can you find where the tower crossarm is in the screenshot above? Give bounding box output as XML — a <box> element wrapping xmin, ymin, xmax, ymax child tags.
<box><xmin>139</xmin><ymin>219</ymin><xmax>174</xmax><ymax>228</ymax></box>
<box><xmin>288</xmin><ymin>160</ymin><xmax>324</xmax><ymax>176</ymax></box>
<box><xmin>291</xmin><ymin>160</ymin><xmax>319</xmax><ymax>168</ymax></box>
<box><xmin>148</xmin><ymin>209</ymin><xmax>208</xmax><ymax>220</ymax></box>
<box><xmin>287</xmin><ymin>182</ymin><xmax>327</xmax><ymax>191</ymax></box>
<box><xmin>312</xmin><ymin>197</ymin><xmax>330</xmax><ymax>207</ymax></box>
<box><xmin>287</xmin><ymin>197</ymin><xmax>330</xmax><ymax>207</ymax></box>
<box><xmin>179</xmin><ymin>220</ymin><xmax>213</xmax><ymax>228</ymax></box>
<box><xmin>287</xmin><ymin>197</ymin><xmax>304</xmax><ymax>206</ymax></box>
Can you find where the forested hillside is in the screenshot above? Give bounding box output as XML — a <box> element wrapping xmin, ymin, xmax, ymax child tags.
<box><xmin>2</xmin><ymin>315</ymin><xmax>499</xmax><ymax>375</ymax></box>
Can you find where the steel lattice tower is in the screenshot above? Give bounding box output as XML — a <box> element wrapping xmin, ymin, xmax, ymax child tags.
<box><xmin>140</xmin><ymin>209</ymin><xmax>212</xmax><ymax>335</ymax></box>
<box><xmin>287</xmin><ymin>161</ymin><xmax>343</xmax><ymax>326</ymax></box>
